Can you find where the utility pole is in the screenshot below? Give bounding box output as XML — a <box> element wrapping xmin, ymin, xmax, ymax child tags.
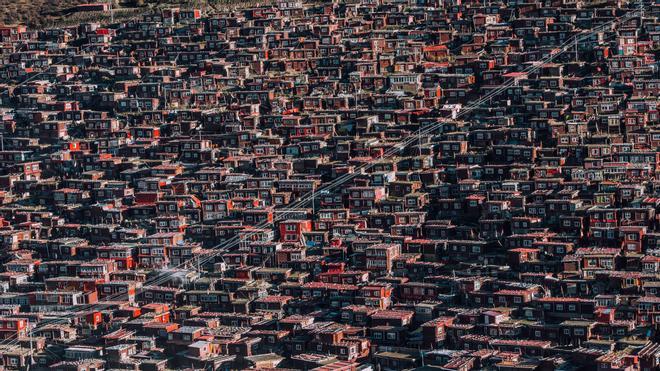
<box><xmin>640</xmin><ymin>0</ymin><xmax>644</xmax><ymax>27</ymax></box>
<box><xmin>28</xmin><ymin>319</ymin><xmax>34</xmax><ymax>370</ymax></box>
<box><xmin>418</xmin><ymin>123</ymin><xmax>422</xmax><ymax>157</ymax></box>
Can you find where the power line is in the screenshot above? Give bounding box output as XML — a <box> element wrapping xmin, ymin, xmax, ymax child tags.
<box><xmin>0</xmin><ymin>1</ymin><xmax>645</xmax><ymax>354</ymax></box>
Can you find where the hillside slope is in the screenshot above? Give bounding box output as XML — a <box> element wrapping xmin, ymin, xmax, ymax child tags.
<box><xmin>0</xmin><ymin>0</ymin><xmax>92</xmax><ymax>28</ymax></box>
<box><xmin>0</xmin><ymin>0</ymin><xmax>264</xmax><ymax>28</ymax></box>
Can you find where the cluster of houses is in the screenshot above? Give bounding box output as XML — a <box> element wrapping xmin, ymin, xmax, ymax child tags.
<box><xmin>0</xmin><ymin>0</ymin><xmax>659</xmax><ymax>370</ymax></box>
